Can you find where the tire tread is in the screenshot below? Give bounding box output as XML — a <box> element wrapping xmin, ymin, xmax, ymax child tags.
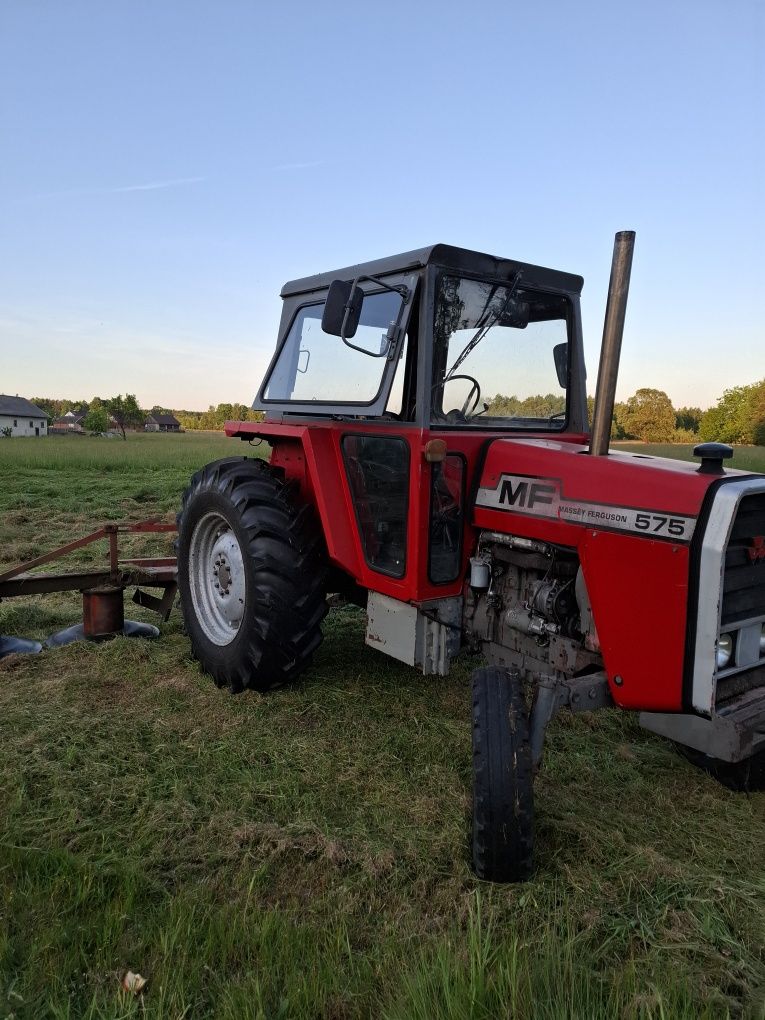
<box><xmin>177</xmin><ymin>457</ymin><xmax>327</xmax><ymax>693</ymax></box>
<box><xmin>472</xmin><ymin>665</ymin><xmax>534</xmax><ymax>882</ymax></box>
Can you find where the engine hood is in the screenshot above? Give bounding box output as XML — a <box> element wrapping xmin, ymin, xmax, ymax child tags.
<box><xmin>473</xmin><ymin>438</ymin><xmax>748</xmax><ymax>545</ymax></box>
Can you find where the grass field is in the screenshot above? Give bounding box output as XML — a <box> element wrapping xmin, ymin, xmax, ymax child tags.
<box><xmin>1</xmin><ymin>434</ymin><xmax>764</xmax><ymax>1019</ymax></box>
<box><xmin>612</xmin><ymin>443</ymin><xmax>765</xmax><ymax>474</ymax></box>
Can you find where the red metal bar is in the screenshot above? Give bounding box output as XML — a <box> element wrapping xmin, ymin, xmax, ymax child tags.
<box><xmin>0</xmin><ymin>519</ymin><xmax>177</xmax><ymax>585</ymax></box>
<box><xmin>0</xmin><ymin>528</ymin><xmax>107</xmax><ymax>583</ymax></box>
<box><xmin>107</xmin><ymin>526</ymin><xmax>119</xmax><ymax>579</ymax></box>
<box><xmin>121</xmin><ymin>557</ymin><xmax>178</xmax><ymax>567</ymax></box>
<box><xmin>114</xmin><ymin>521</ymin><xmax>177</xmax><ymax>534</ymax></box>
<box><xmin>0</xmin><ymin>564</ymin><xmax>177</xmax><ymax>598</ymax></box>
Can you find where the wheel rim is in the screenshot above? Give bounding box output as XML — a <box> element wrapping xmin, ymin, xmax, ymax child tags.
<box><xmin>188</xmin><ymin>511</ymin><xmax>246</xmax><ymax>646</ymax></box>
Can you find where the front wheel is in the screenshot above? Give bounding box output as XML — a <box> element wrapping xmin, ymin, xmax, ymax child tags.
<box><xmin>676</xmin><ymin>745</ymin><xmax>765</xmax><ymax>792</ymax></box>
<box><xmin>177</xmin><ymin>457</ymin><xmax>328</xmax><ymax>693</ymax></box>
<box><xmin>471</xmin><ymin>666</ymin><xmax>534</xmax><ymax>882</ymax></box>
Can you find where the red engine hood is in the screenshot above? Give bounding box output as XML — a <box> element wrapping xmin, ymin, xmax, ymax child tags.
<box><xmin>473</xmin><ymin>438</ymin><xmax>743</xmax><ymax>544</ymax></box>
<box><xmin>473</xmin><ymin>438</ymin><xmax>755</xmax><ymax>713</ymax></box>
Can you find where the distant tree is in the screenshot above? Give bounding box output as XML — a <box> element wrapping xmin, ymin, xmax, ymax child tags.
<box><xmin>621</xmin><ymin>388</ymin><xmax>676</xmax><ymax>443</ymax></box>
<box><xmin>675</xmin><ymin>406</ymin><xmax>703</xmax><ymax>433</ymax></box>
<box><xmin>585</xmin><ymin>394</ymin><xmax>625</xmax><ymax>439</ymax></box>
<box><xmin>751</xmin><ymin>383</ymin><xmax>765</xmax><ymax>446</ymax></box>
<box><xmin>176</xmin><ymin>411</ymin><xmax>203</xmax><ymax>431</ymax></box>
<box><xmin>672</xmin><ymin>427</ymin><xmax>697</xmax><ymax>444</ymax></box>
<box><xmin>179</xmin><ymin>402</ymin><xmax>263</xmax><ymax>430</ymax></box>
<box><xmin>31</xmin><ymin>397</ymin><xmax>56</xmax><ymax>420</ymax></box>
<box><xmin>698</xmin><ymin>382</ymin><xmax>764</xmax><ymax>444</ymax></box>
<box><xmin>83</xmin><ymin>407</ymin><xmax>109</xmax><ymax>434</ymax></box>
<box><xmin>486</xmin><ymin>393</ymin><xmax>565</xmax><ymax>419</ymax></box>
<box><xmin>106</xmin><ymin>394</ymin><xmax>143</xmax><ymax>440</ymax></box>
<box><xmin>612</xmin><ymin>401</ymin><xmax>629</xmax><ymax>439</ymax></box>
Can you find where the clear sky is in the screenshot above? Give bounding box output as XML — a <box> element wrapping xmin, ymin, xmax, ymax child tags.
<box><xmin>1</xmin><ymin>0</ymin><xmax>762</xmax><ymax>411</ymax></box>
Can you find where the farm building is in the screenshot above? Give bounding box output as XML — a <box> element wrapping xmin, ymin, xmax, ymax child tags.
<box><xmin>49</xmin><ymin>405</ymin><xmax>89</xmax><ymax>434</ymax></box>
<box><xmin>0</xmin><ymin>395</ymin><xmax>49</xmax><ymax>437</ymax></box>
<box><xmin>144</xmin><ymin>413</ymin><xmax>181</xmax><ymax>432</ymax></box>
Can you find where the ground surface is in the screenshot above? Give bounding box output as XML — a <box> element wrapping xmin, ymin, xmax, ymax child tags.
<box><xmin>0</xmin><ymin>434</ymin><xmax>763</xmax><ymax>1019</ymax></box>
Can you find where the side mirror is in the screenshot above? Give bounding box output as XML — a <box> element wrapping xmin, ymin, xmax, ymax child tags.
<box><xmin>322</xmin><ymin>279</ymin><xmax>364</xmax><ymax>339</ymax></box>
<box><xmin>553</xmin><ymin>342</ymin><xmax>568</xmax><ymax>388</ymax></box>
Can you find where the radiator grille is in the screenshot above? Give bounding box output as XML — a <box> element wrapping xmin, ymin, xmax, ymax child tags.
<box><xmin>721</xmin><ymin>493</ymin><xmax>765</xmax><ymax>626</ymax></box>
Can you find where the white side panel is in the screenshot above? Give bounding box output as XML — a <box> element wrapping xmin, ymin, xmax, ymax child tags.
<box><xmin>365</xmin><ymin>591</ymin><xmax>417</xmax><ymax>667</ymax></box>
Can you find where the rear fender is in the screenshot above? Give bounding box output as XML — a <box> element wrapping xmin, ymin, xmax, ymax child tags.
<box><xmin>226</xmin><ymin>421</ymin><xmax>366</xmax><ymax>578</ymax></box>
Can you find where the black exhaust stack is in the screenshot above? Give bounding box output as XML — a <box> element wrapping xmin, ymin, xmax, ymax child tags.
<box><xmin>589</xmin><ymin>230</ymin><xmax>636</xmax><ymax>456</ymax></box>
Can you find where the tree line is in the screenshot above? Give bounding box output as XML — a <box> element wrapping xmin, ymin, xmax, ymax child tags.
<box><xmin>31</xmin><ymin>377</ymin><xmax>765</xmax><ymax>445</ymax></box>
<box><xmin>173</xmin><ymin>404</ymin><xmax>263</xmax><ymax>431</ymax></box>
<box><xmin>31</xmin><ymin>395</ymin><xmax>263</xmax><ymax>439</ymax></box>
<box><xmin>488</xmin><ymin>378</ymin><xmax>765</xmax><ymax>444</ymax></box>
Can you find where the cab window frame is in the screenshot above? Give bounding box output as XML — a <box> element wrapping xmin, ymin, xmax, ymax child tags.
<box><xmin>254</xmin><ymin>271</ymin><xmax>419</xmax><ymax>418</ymax></box>
<box><xmin>428</xmin><ymin>268</ymin><xmax>574</xmax><ymax>432</ymax></box>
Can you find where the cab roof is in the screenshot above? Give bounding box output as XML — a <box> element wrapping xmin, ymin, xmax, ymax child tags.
<box><xmin>280</xmin><ymin>243</ymin><xmax>584</xmax><ymax>298</ymax></box>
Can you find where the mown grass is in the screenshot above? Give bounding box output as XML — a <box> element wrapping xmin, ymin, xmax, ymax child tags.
<box><xmin>1</xmin><ymin>434</ymin><xmax>764</xmax><ymax>1019</ymax></box>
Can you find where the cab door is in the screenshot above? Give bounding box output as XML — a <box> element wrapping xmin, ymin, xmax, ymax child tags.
<box><xmin>340</xmin><ymin>431</ymin><xmax>413</xmax><ymax>582</ymax></box>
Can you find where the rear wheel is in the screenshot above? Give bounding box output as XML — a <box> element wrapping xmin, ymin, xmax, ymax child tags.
<box><xmin>471</xmin><ymin>666</ymin><xmax>534</xmax><ymax>882</ymax></box>
<box><xmin>177</xmin><ymin>457</ymin><xmax>327</xmax><ymax>692</ymax></box>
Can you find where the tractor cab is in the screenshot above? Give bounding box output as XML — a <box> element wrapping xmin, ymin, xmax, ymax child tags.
<box><xmin>255</xmin><ymin>243</ymin><xmax>588</xmax><ymax>435</ymax></box>
<box><xmin>236</xmin><ymin>245</ymin><xmax>591</xmax><ymax>616</ymax></box>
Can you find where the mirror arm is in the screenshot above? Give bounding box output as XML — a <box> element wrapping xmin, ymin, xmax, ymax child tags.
<box><xmin>341</xmin><ymin>335</ymin><xmax>391</xmax><ymax>358</ymax></box>
<box><xmin>353</xmin><ymin>273</ymin><xmax>410</xmax><ymax>298</ymax></box>
<box><xmin>340</xmin><ymin>275</ymin><xmax>411</xmax><ymax>357</ymax></box>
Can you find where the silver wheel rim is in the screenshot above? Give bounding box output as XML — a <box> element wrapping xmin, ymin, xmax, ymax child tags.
<box><xmin>188</xmin><ymin>511</ymin><xmax>246</xmax><ymax>646</ymax></box>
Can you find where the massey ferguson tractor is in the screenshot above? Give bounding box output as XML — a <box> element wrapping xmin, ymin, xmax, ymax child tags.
<box><xmin>177</xmin><ymin>233</ymin><xmax>765</xmax><ymax>882</ymax></box>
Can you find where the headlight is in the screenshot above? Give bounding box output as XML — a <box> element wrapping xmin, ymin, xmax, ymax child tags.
<box><xmin>716</xmin><ymin>633</ymin><xmax>733</xmax><ymax>670</ymax></box>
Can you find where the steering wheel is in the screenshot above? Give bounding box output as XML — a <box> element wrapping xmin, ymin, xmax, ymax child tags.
<box><xmin>444</xmin><ymin>374</ymin><xmax>481</xmax><ymax>419</ymax></box>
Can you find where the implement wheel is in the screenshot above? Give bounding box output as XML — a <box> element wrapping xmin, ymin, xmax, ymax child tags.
<box><xmin>471</xmin><ymin>666</ymin><xmax>534</xmax><ymax>882</ymax></box>
<box><xmin>177</xmin><ymin>457</ymin><xmax>327</xmax><ymax>693</ymax></box>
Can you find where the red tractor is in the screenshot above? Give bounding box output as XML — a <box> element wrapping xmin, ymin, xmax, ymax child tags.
<box><xmin>177</xmin><ymin>233</ymin><xmax>765</xmax><ymax>882</ymax></box>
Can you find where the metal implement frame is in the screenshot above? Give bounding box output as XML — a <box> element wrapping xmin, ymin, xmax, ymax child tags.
<box><xmin>0</xmin><ymin>520</ymin><xmax>178</xmax><ymax>621</ymax></box>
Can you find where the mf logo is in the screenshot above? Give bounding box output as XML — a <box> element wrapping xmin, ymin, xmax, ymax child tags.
<box><xmin>748</xmin><ymin>536</ymin><xmax>765</xmax><ymax>564</ymax></box>
<box><xmin>499</xmin><ymin>478</ymin><xmax>557</xmax><ymax>509</ymax></box>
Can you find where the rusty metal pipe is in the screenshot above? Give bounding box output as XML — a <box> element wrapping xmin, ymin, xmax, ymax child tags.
<box><xmin>82</xmin><ymin>586</ymin><xmax>125</xmax><ymax>638</ymax></box>
<box><xmin>589</xmin><ymin>230</ymin><xmax>635</xmax><ymax>456</ymax></box>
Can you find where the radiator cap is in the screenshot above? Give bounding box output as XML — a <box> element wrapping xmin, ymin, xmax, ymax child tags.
<box><xmin>693</xmin><ymin>442</ymin><xmax>733</xmax><ymax>474</ymax></box>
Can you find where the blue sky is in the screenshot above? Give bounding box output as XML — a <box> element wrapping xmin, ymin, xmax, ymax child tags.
<box><xmin>1</xmin><ymin>0</ymin><xmax>762</xmax><ymax>411</ymax></box>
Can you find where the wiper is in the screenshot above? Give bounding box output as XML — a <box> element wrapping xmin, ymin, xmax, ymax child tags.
<box><xmin>444</xmin><ymin>272</ymin><xmax>523</xmax><ymax>382</ymax></box>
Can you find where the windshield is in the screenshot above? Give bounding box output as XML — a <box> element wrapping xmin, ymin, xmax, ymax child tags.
<box><xmin>431</xmin><ymin>275</ymin><xmax>570</xmax><ymax>427</ymax></box>
<box><xmin>263</xmin><ymin>290</ymin><xmax>404</xmax><ymax>404</ymax></box>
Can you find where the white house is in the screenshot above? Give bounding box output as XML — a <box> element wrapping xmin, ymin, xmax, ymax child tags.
<box><xmin>0</xmin><ymin>395</ymin><xmax>49</xmax><ymax>437</ymax></box>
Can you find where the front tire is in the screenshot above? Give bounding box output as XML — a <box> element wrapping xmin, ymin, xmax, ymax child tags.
<box><xmin>471</xmin><ymin>666</ymin><xmax>534</xmax><ymax>882</ymax></box>
<box><xmin>676</xmin><ymin>745</ymin><xmax>765</xmax><ymax>792</ymax></box>
<box><xmin>177</xmin><ymin>457</ymin><xmax>327</xmax><ymax>693</ymax></box>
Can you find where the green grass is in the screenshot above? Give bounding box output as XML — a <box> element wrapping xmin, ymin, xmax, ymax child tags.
<box><xmin>1</xmin><ymin>434</ymin><xmax>764</xmax><ymax>1019</ymax></box>
<box><xmin>613</xmin><ymin>443</ymin><xmax>765</xmax><ymax>473</ymax></box>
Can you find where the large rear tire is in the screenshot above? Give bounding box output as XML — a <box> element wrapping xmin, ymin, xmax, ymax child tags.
<box><xmin>471</xmin><ymin>666</ymin><xmax>534</xmax><ymax>882</ymax></box>
<box><xmin>177</xmin><ymin>457</ymin><xmax>327</xmax><ymax>693</ymax></box>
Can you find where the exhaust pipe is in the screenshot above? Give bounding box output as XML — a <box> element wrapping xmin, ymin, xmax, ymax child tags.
<box><xmin>589</xmin><ymin>230</ymin><xmax>636</xmax><ymax>456</ymax></box>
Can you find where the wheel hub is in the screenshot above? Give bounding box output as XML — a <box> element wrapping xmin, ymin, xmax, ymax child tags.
<box><xmin>189</xmin><ymin>513</ymin><xmax>247</xmax><ymax>645</ymax></box>
<box><xmin>215</xmin><ymin>556</ymin><xmax>232</xmax><ymax>594</ymax></box>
